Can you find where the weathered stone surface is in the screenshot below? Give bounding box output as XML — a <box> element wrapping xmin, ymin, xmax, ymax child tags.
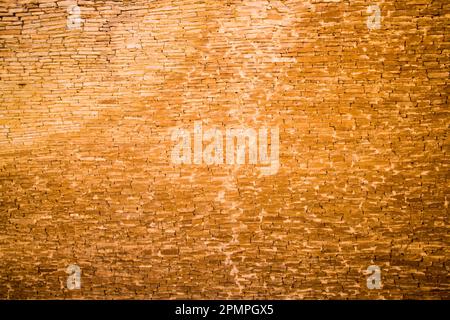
<box><xmin>0</xmin><ymin>0</ymin><xmax>448</xmax><ymax>299</ymax></box>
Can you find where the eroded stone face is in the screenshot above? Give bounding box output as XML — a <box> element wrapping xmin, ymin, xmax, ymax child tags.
<box><xmin>0</xmin><ymin>0</ymin><xmax>448</xmax><ymax>299</ymax></box>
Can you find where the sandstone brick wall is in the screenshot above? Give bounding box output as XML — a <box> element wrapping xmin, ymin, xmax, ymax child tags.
<box><xmin>0</xmin><ymin>0</ymin><xmax>448</xmax><ymax>299</ymax></box>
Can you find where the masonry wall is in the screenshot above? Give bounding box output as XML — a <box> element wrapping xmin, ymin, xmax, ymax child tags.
<box><xmin>0</xmin><ymin>0</ymin><xmax>448</xmax><ymax>299</ymax></box>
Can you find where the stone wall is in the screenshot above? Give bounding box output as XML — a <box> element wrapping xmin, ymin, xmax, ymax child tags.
<box><xmin>0</xmin><ymin>0</ymin><xmax>448</xmax><ymax>299</ymax></box>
